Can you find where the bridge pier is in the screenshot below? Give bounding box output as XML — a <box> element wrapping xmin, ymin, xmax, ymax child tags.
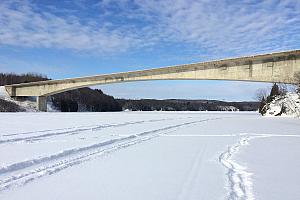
<box><xmin>37</xmin><ymin>96</ymin><xmax>47</xmax><ymax>112</ymax></box>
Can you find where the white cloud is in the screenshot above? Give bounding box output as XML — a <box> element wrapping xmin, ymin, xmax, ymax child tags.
<box><xmin>0</xmin><ymin>0</ymin><xmax>139</xmax><ymax>53</ymax></box>
<box><xmin>97</xmin><ymin>0</ymin><xmax>300</xmax><ymax>56</ymax></box>
<box><xmin>0</xmin><ymin>0</ymin><xmax>299</xmax><ymax>56</ymax></box>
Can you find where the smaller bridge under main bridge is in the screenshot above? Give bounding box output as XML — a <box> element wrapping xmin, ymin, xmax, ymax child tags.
<box><xmin>4</xmin><ymin>50</ymin><xmax>300</xmax><ymax>112</ymax></box>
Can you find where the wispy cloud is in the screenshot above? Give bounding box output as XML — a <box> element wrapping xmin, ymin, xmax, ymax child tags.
<box><xmin>0</xmin><ymin>0</ymin><xmax>139</xmax><ymax>53</ymax></box>
<box><xmin>101</xmin><ymin>0</ymin><xmax>300</xmax><ymax>56</ymax></box>
<box><xmin>0</xmin><ymin>0</ymin><xmax>299</xmax><ymax>56</ymax></box>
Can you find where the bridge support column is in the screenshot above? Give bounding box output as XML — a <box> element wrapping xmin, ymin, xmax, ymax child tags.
<box><xmin>37</xmin><ymin>96</ymin><xmax>47</xmax><ymax>112</ymax></box>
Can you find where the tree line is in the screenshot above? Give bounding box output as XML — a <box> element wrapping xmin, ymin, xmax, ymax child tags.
<box><xmin>0</xmin><ymin>73</ymin><xmax>48</xmax><ymax>85</ymax></box>
<box><xmin>117</xmin><ymin>99</ymin><xmax>259</xmax><ymax>111</ymax></box>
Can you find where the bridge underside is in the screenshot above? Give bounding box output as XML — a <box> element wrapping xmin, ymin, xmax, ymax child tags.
<box><xmin>4</xmin><ymin>50</ymin><xmax>300</xmax><ymax>111</ymax></box>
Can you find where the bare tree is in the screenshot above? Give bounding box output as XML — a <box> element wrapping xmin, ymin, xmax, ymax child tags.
<box><xmin>295</xmin><ymin>72</ymin><xmax>300</xmax><ymax>93</ymax></box>
<box><xmin>278</xmin><ymin>83</ymin><xmax>288</xmax><ymax>95</ymax></box>
<box><xmin>255</xmin><ymin>88</ymin><xmax>268</xmax><ymax>102</ymax></box>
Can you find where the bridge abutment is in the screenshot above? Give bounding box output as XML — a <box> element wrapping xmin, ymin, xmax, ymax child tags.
<box><xmin>37</xmin><ymin>96</ymin><xmax>47</xmax><ymax>112</ymax></box>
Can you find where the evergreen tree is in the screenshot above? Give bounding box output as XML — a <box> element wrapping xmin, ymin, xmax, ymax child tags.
<box><xmin>270</xmin><ymin>83</ymin><xmax>280</xmax><ymax>97</ymax></box>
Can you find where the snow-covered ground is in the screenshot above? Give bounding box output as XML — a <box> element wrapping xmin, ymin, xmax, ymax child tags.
<box><xmin>0</xmin><ymin>112</ymin><xmax>299</xmax><ymax>200</ymax></box>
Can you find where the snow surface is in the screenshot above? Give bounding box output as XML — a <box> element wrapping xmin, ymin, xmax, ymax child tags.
<box><xmin>0</xmin><ymin>112</ymin><xmax>300</xmax><ymax>200</ymax></box>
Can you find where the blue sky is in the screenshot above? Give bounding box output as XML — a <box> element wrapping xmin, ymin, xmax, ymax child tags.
<box><xmin>0</xmin><ymin>0</ymin><xmax>299</xmax><ymax>101</ymax></box>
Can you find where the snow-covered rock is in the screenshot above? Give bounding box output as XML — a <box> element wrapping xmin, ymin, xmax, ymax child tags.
<box><xmin>263</xmin><ymin>92</ymin><xmax>300</xmax><ymax>118</ymax></box>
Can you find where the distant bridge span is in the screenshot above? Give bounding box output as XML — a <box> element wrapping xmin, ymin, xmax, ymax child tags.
<box><xmin>5</xmin><ymin>50</ymin><xmax>300</xmax><ymax>111</ymax></box>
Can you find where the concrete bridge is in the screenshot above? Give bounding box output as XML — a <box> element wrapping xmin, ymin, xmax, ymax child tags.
<box><xmin>5</xmin><ymin>50</ymin><xmax>300</xmax><ymax>111</ymax></box>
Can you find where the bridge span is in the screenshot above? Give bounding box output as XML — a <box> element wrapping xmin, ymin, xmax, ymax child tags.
<box><xmin>5</xmin><ymin>50</ymin><xmax>300</xmax><ymax>111</ymax></box>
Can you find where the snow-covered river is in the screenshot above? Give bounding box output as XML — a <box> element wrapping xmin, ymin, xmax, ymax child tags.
<box><xmin>0</xmin><ymin>112</ymin><xmax>299</xmax><ymax>200</ymax></box>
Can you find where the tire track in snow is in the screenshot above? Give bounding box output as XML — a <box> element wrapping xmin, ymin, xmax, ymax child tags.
<box><xmin>176</xmin><ymin>145</ymin><xmax>206</xmax><ymax>200</ymax></box>
<box><xmin>0</xmin><ymin>117</ymin><xmax>222</xmax><ymax>192</ymax></box>
<box><xmin>0</xmin><ymin>117</ymin><xmax>183</xmax><ymax>144</ymax></box>
<box><xmin>0</xmin><ymin>135</ymin><xmax>150</xmax><ymax>191</ymax></box>
<box><xmin>2</xmin><ymin>117</ymin><xmax>195</xmax><ymax>138</ymax></box>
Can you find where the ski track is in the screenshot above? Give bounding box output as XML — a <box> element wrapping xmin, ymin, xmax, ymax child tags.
<box><xmin>176</xmin><ymin>144</ymin><xmax>205</xmax><ymax>200</ymax></box>
<box><xmin>0</xmin><ymin>117</ymin><xmax>185</xmax><ymax>144</ymax></box>
<box><xmin>0</xmin><ymin>117</ymin><xmax>222</xmax><ymax>192</ymax></box>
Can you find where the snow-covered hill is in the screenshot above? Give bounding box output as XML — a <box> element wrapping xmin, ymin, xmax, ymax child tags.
<box><xmin>0</xmin><ymin>86</ymin><xmax>58</xmax><ymax>112</ymax></box>
<box><xmin>0</xmin><ymin>86</ymin><xmax>38</xmax><ymax>112</ymax></box>
<box><xmin>263</xmin><ymin>92</ymin><xmax>300</xmax><ymax>117</ymax></box>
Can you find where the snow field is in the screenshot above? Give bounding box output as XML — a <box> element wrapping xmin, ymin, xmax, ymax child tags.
<box><xmin>0</xmin><ymin>112</ymin><xmax>299</xmax><ymax>200</ymax></box>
